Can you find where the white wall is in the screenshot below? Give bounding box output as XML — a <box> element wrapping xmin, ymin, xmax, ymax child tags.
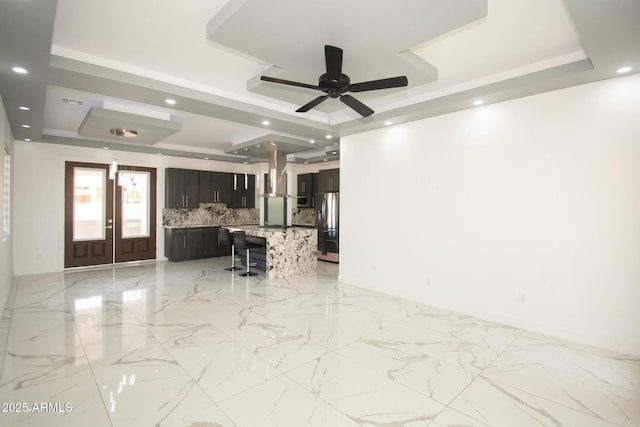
<box><xmin>13</xmin><ymin>141</ymin><xmax>258</xmax><ymax>275</ymax></box>
<box><xmin>0</xmin><ymin>95</ymin><xmax>14</xmax><ymax>312</ymax></box>
<box><xmin>339</xmin><ymin>74</ymin><xmax>640</xmax><ymax>356</ymax></box>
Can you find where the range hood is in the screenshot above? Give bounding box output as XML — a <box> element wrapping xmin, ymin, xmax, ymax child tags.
<box><xmin>263</xmin><ymin>144</ymin><xmax>290</xmax><ymax>197</ymax></box>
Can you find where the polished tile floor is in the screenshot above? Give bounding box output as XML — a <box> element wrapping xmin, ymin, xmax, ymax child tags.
<box><xmin>0</xmin><ymin>258</ymin><xmax>638</xmax><ymax>426</ymax></box>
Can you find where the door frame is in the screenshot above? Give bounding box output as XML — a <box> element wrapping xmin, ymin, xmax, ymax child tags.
<box><xmin>65</xmin><ymin>161</ymin><xmax>157</xmax><ymax>268</ymax></box>
<box><xmin>114</xmin><ymin>165</ymin><xmax>157</xmax><ymax>263</ymax></box>
<box><xmin>64</xmin><ymin>161</ymin><xmax>114</xmax><ymax>268</ymax></box>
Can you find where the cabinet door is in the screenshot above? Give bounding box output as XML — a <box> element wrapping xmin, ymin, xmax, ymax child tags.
<box><xmin>330</xmin><ymin>169</ymin><xmax>340</xmax><ymax>192</ymax></box>
<box><xmin>217</xmin><ymin>172</ymin><xmax>233</xmax><ymax>204</ymax></box>
<box><xmin>169</xmin><ymin>228</ymin><xmax>187</xmax><ymax>261</ymax></box>
<box><xmin>202</xmin><ymin>227</ymin><xmax>219</xmax><ymax>258</ymax></box>
<box><xmin>165</xmin><ymin>168</ymin><xmax>185</xmax><ymax>208</ymax></box>
<box><xmin>184</xmin><ymin>170</ymin><xmax>200</xmax><ymax>208</ymax></box>
<box><xmin>199</xmin><ymin>171</ymin><xmax>215</xmax><ymax>203</ymax></box>
<box><xmin>231</xmin><ymin>173</ymin><xmax>255</xmax><ymax>208</ymax></box>
<box><xmin>245</xmin><ymin>174</ymin><xmax>256</xmax><ymax>208</ymax></box>
<box><xmin>166</xmin><ymin>168</ymin><xmax>200</xmax><ymax>208</ymax></box>
<box><xmin>297</xmin><ymin>173</ymin><xmax>313</xmax><ymax>196</ymax></box>
<box><xmin>186</xmin><ymin>228</ymin><xmax>203</xmax><ymax>259</ymax></box>
<box><xmin>317</xmin><ymin>169</ymin><xmax>331</xmax><ymax>193</ymax></box>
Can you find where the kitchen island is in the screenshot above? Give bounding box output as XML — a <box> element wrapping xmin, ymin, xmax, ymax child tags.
<box><xmin>225</xmin><ymin>226</ymin><xmax>317</xmax><ymax>279</ymax></box>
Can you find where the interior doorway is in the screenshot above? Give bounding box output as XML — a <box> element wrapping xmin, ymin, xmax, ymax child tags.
<box><xmin>64</xmin><ymin>161</ymin><xmax>157</xmax><ymax>268</ymax></box>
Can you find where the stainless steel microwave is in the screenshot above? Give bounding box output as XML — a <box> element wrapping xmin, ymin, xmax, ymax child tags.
<box><xmin>297</xmin><ymin>196</ymin><xmax>311</xmax><ymax>208</ymax></box>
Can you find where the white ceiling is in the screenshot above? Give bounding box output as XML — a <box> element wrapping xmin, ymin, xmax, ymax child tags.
<box><xmin>1</xmin><ymin>0</ymin><xmax>639</xmax><ymax>163</ymax></box>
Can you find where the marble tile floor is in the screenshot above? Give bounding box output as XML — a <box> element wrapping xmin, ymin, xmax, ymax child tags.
<box><xmin>0</xmin><ymin>258</ymin><xmax>638</xmax><ymax>427</ymax></box>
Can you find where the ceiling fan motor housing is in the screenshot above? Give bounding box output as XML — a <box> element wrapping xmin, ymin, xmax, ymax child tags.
<box><xmin>319</xmin><ymin>73</ymin><xmax>351</xmax><ymax>98</ymax></box>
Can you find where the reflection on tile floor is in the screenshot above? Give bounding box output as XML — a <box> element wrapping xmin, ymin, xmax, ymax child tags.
<box><xmin>0</xmin><ymin>258</ymin><xmax>638</xmax><ymax>426</ymax></box>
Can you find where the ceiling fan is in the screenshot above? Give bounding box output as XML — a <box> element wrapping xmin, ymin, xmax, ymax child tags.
<box><xmin>260</xmin><ymin>45</ymin><xmax>408</xmax><ymax>118</ymax></box>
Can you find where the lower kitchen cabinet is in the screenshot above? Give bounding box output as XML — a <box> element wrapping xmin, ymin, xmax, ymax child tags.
<box><xmin>165</xmin><ymin>227</ymin><xmax>226</xmax><ymax>261</ymax></box>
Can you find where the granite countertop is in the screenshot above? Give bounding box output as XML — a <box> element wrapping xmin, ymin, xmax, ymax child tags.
<box><xmin>224</xmin><ymin>225</ymin><xmax>316</xmax><ymax>237</ymax></box>
<box><xmin>164</xmin><ymin>224</ymin><xmax>259</xmax><ymax>229</ymax></box>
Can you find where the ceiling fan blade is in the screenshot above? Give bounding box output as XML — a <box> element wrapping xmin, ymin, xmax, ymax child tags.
<box><xmin>261</xmin><ymin>75</ymin><xmax>320</xmax><ymax>91</ymax></box>
<box><xmin>340</xmin><ymin>95</ymin><xmax>374</xmax><ymax>117</ymax></box>
<box><xmin>325</xmin><ymin>45</ymin><xmax>343</xmax><ymax>82</ymax></box>
<box><xmin>348</xmin><ymin>76</ymin><xmax>408</xmax><ymax>93</ymax></box>
<box><xmin>296</xmin><ymin>95</ymin><xmax>330</xmax><ymax>112</ymax></box>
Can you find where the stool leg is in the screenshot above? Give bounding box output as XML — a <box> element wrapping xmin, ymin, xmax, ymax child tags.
<box><xmin>225</xmin><ymin>244</ymin><xmax>241</xmax><ymax>271</ymax></box>
<box><xmin>239</xmin><ymin>248</ymin><xmax>258</xmax><ymax>277</ymax></box>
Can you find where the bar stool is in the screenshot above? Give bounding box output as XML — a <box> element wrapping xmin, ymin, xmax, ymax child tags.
<box><xmin>233</xmin><ymin>231</ymin><xmax>264</xmax><ymax>277</ymax></box>
<box><xmin>218</xmin><ymin>228</ymin><xmax>241</xmax><ymax>271</ymax></box>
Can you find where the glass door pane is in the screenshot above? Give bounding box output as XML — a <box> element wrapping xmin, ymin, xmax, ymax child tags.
<box><xmin>119</xmin><ymin>170</ymin><xmax>150</xmax><ymax>238</ymax></box>
<box><xmin>73</xmin><ymin>167</ymin><xmax>106</xmax><ymax>241</ymax></box>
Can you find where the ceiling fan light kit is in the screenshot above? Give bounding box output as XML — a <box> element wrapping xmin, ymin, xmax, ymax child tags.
<box><xmin>261</xmin><ymin>45</ymin><xmax>408</xmax><ymax>117</ymax></box>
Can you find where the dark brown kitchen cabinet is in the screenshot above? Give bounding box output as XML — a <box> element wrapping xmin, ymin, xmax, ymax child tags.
<box><xmin>297</xmin><ymin>173</ymin><xmax>314</xmax><ymax>196</ymax></box>
<box><xmin>199</xmin><ymin>171</ymin><xmax>233</xmax><ymax>204</ymax></box>
<box><xmin>165</xmin><ymin>168</ymin><xmax>200</xmax><ymax>208</ymax></box>
<box><xmin>231</xmin><ymin>173</ymin><xmax>256</xmax><ymax>208</ymax></box>
<box><xmin>165</xmin><ymin>226</ymin><xmax>226</xmax><ymax>261</ymax></box>
<box><xmin>317</xmin><ymin>168</ymin><xmax>339</xmax><ymax>192</ymax></box>
<box><xmin>203</xmin><ymin>226</ymin><xmax>227</xmax><ymax>258</ymax></box>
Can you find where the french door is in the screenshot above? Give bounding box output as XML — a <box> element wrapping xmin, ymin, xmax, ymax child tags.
<box><xmin>65</xmin><ymin>162</ymin><xmax>156</xmax><ymax>268</ymax></box>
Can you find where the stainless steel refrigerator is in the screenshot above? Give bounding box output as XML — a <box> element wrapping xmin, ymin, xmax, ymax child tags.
<box><xmin>315</xmin><ymin>192</ymin><xmax>339</xmax><ymax>262</ymax></box>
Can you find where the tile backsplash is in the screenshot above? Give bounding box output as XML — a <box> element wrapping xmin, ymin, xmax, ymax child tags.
<box><xmin>163</xmin><ymin>203</ymin><xmax>259</xmax><ymax>227</ymax></box>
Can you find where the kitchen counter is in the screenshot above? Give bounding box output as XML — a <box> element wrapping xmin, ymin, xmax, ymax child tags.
<box><xmin>225</xmin><ymin>226</ymin><xmax>317</xmax><ymax>279</ymax></box>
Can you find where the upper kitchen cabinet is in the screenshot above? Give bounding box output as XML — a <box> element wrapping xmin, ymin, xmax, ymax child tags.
<box><xmin>165</xmin><ymin>168</ymin><xmax>200</xmax><ymax>208</ymax></box>
<box><xmin>317</xmin><ymin>168</ymin><xmax>339</xmax><ymax>193</ymax></box>
<box><xmin>297</xmin><ymin>173</ymin><xmax>314</xmax><ymax>196</ymax></box>
<box><xmin>199</xmin><ymin>171</ymin><xmax>233</xmax><ymax>204</ymax></box>
<box><xmin>230</xmin><ymin>173</ymin><xmax>256</xmax><ymax>208</ymax></box>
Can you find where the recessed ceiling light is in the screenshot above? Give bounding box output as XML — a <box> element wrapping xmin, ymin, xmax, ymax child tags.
<box><xmin>309</xmin><ymin>139</ymin><xmax>315</xmax><ymax>144</ymax></box>
<box><xmin>325</xmin><ymin>134</ymin><xmax>332</xmax><ymax>139</ymax></box>
<box><xmin>103</xmin><ymin>147</ymin><xmax>109</xmax><ymax>150</ymax></box>
<box><xmin>204</xmin><ymin>157</ymin><xmax>209</xmax><ymax>160</ymax></box>
<box><xmin>156</xmin><ymin>152</ymin><xmax>162</xmax><ymax>155</ymax></box>
<box><xmin>331</xmin><ymin>151</ymin><xmax>337</xmax><ymax>155</ymax></box>
<box><xmin>21</xmin><ymin>124</ymin><xmax>30</xmax><ymax>128</ymax></box>
<box><xmin>473</xmin><ymin>100</ymin><xmax>484</xmax><ymax>106</ymax></box>
<box><xmin>616</xmin><ymin>66</ymin><xmax>632</xmax><ymax>74</ymax></box>
<box><xmin>262</xmin><ymin>120</ymin><xmax>270</xmax><ymax>126</ymax></box>
<box><xmin>323</xmin><ymin>158</ymin><xmax>328</xmax><ymax>162</ymax></box>
<box><xmin>304</xmin><ymin>161</ymin><xmax>308</xmax><ymax>165</ymax></box>
<box><xmin>12</xmin><ymin>66</ymin><xmax>28</xmax><ymax>74</ymax></box>
<box><xmin>110</xmin><ymin>128</ymin><xmax>137</xmax><ymax>137</ymax></box>
<box><xmin>24</xmin><ymin>138</ymin><xmax>31</xmax><ymax>142</ymax></box>
<box><xmin>19</xmin><ymin>106</ymin><xmax>30</xmax><ymax>111</ymax></box>
<box><xmin>384</xmin><ymin>121</ymin><xmax>392</xmax><ymax>126</ymax></box>
<box><xmin>243</xmin><ymin>161</ymin><xmax>248</xmax><ymax>164</ymax></box>
<box><xmin>165</xmin><ymin>98</ymin><xmax>176</xmax><ymax>105</ymax></box>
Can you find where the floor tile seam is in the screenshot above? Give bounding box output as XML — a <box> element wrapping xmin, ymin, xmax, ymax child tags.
<box><xmin>363</xmin><ymin>330</ymin><xmax>489</xmax><ymax>378</ymax></box>
<box><xmin>495</xmin><ymin>348</ymin><xmax>640</xmax><ymax>394</ymax></box>
<box><xmin>518</xmin><ymin>331</ymin><xmax>640</xmax><ymax>361</ymax></box>
<box><xmin>214</xmin><ymin>369</ymin><xmax>288</xmax><ymax>405</ymax></box>
<box><xmin>63</xmin><ymin>316</ymin><xmax>116</xmax><ymax>427</ymax></box>
<box><xmin>477</xmin><ymin>373</ymin><xmax>633</xmax><ymax>427</ymax></box>
<box><xmin>272</xmin><ymin>350</ymin><xmax>370</xmax><ymax>425</ymax></box>
<box><xmin>485</xmin><ymin>347</ymin><xmax>640</xmax><ymax>396</ymax></box>
<box><xmin>146</xmin><ymin>313</ymin><xmax>293</xmax><ymax>412</ymax></box>
<box><xmin>438</xmin><ymin>328</ymin><xmax>528</xmax><ymax>427</ymax></box>
<box><xmin>510</xmin><ymin>334</ymin><xmax>640</xmax><ymax>380</ymax></box>
<box><xmin>306</xmin><ymin>336</ymin><xmax>451</xmax><ymax>406</ymax></box>
<box><xmin>401</xmin><ymin>318</ymin><xmax>524</xmax><ymax>352</ymax></box>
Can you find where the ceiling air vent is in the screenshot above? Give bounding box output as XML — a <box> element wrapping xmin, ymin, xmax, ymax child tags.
<box><xmin>62</xmin><ymin>97</ymin><xmax>84</xmax><ymax>106</ymax></box>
